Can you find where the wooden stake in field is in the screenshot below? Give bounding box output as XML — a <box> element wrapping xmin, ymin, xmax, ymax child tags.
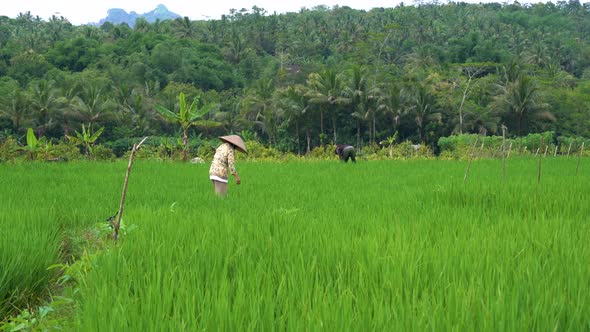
<box><xmin>567</xmin><ymin>142</ymin><xmax>573</xmax><ymax>156</ymax></box>
<box><xmin>543</xmin><ymin>145</ymin><xmax>548</xmax><ymax>157</ymax></box>
<box><xmin>501</xmin><ymin>125</ymin><xmax>507</xmax><ymax>180</ymax></box>
<box><xmin>537</xmin><ymin>138</ymin><xmax>544</xmax><ymax>184</ymax></box>
<box><xmin>464</xmin><ymin>136</ymin><xmax>479</xmax><ymax>183</ymax></box>
<box><xmin>114</xmin><ymin>136</ymin><xmax>148</xmax><ymax>240</ymax></box>
<box><xmin>554</xmin><ymin>145</ymin><xmax>558</xmax><ymax>157</ymax></box>
<box><xmin>576</xmin><ymin>142</ymin><xmax>585</xmax><ymax>176</ymax></box>
<box><xmin>507</xmin><ymin>142</ymin><xmax>513</xmax><ymax>158</ymax></box>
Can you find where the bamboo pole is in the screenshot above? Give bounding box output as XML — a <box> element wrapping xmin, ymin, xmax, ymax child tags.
<box><xmin>537</xmin><ymin>138</ymin><xmax>544</xmax><ymax>184</ymax></box>
<box><xmin>543</xmin><ymin>145</ymin><xmax>548</xmax><ymax>157</ymax></box>
<box><xmin>114</xmin><ymin>136</ymin><xmax>148</xmax><ymax>240</ymax></box>
<box><xmin>502</xmin><ymin>125</ymin><xmax>507</xmax><ymax>180</ymax></box>
<box><xmin>464</xmin><ymin>136</ymin><xmax>479</xmax><ymax>183</ymax></box>
<box><xmin>554</xmin><ymin>145</ymin><xmax>558</xmax><ymax>157</ymax></box>
<box><xmin>507</xmin><ymin>142</ymin><xmax>513</xmax><ymax>158</ymax></box>
<box><xmin>576</xmin><ymin>142</ymin><xmax>585</xmax><ymax>176</ymax></box>
<box><xmin>567</xmin><ymin>142</ymin><xmax>573</xmax><ymax>156</ymax></box>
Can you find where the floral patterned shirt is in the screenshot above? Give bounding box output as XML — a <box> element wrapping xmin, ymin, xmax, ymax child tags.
<box><xmin>209</xmin><ymin>143</ymin><xmax>237</xmax><ymax>180</ymax></box>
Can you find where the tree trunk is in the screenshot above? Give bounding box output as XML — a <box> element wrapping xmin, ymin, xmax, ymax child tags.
<box><xmin>182</xmin><ymin>127</ymin><xmax>189</xmax><ymax>161</ymax></box>
<box><xmin>306</xmin><ymin>130</ymin><xmax>311</xmax><ymax>154</ymax></box>
<box><xmin>296</xmin><ymin>120</ymin><xmax>301</xmax><ymax>155</ymax></box>
<box><xmin>372</xmin><ymin>112</ymin><xmax>376</xmax><ymax>145</ymax></box>
<box><xmin>356</xmin><ymin>120</ymin><xmax>361</xmax><ymax>149</ymax></box>
<box><xmin>332</xmin><ymin>116</ymin><xmax>337</xmax><ymax>145</ymax></box>
<box><xmin>319</xmin><ymin>109</ymin><xmax>324</xmax><ymax>143</ymax></box>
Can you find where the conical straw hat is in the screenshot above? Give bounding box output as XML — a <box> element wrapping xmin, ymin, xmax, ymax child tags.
<box><xmin>219</xmin><ymin>135</ymin><xmax>247</xmax><ymax>153</ymax></box>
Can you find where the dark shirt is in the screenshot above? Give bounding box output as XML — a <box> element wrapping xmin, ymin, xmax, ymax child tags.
<box><xmin>335</xmin><ymin>144</ymin><xmax>356</xmax><ymax>162</ymax></box>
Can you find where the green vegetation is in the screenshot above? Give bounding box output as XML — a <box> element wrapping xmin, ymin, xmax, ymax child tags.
<box><xmin>0</xmin><ymin>2</ymin><xmax>589</xmax><ymax>154</ymax></box>
<box><xmin>1</xmin><ymin>2</ymin><xmax>589</xmax><ymax>329</ymax></box>
<box><xmin>1</xmin><ymin>159</ymin><xmax>589</xmax><ymax>329</ymax></box>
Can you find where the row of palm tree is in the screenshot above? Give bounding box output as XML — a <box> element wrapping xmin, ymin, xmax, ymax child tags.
<box><xmin>0</xmin><ymin>61</ymin><xmax>551</xmax><ymax>155</ymax></box>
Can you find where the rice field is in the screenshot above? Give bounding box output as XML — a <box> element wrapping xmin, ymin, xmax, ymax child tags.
<box><xmin>1</xmin><ymin>158</ymin><xmax>589</xmax><ymax>330</ymax></box>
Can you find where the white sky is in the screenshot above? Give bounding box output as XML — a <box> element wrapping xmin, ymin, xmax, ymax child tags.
<box><xmin>0</xmin><ymin>0</ymin><xmax>546</xmax><ymax>25</ymax></box>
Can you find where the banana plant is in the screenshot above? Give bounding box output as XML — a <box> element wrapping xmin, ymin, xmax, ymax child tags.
<box><xmin>160</xmin><ymin>137</ymin><xmax>173</xmax><ymax>159</ymax></box>
<box><xmin>380</xmin><ymin>131</ymin><xmax>398</xmax><ymax>158</ymax></box>
<box><xmin>66</xmin><ymin>123</ymin><xmax>104</xmax><ymax>157</ymax></box>
<box><xmin>155</xmin><ymin>92</ymin><xmax>218</xmax><ymax>161</ymax></box>
<box><xmin>21</xmin><ymin>127</ymin><xmax>45</xmax><ymax>160</ymax></box>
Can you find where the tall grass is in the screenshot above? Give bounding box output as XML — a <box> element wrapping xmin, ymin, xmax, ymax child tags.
<box><xmin>1</xmin><ymin>158</ymin><xmax>589</xmax><ymax>330</ymax></box>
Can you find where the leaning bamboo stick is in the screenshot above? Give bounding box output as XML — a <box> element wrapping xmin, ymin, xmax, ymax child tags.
<box><xmin>576</xmin><ymin>142</ymin><xmax>585</xmax><ymax>176</ymax></box>
<box><xmin>464</xmin><ymin>136</ymin><xmax>479</xmax><ymax>183</ymax></box>
<box><xmin>502</xmin><ymin>126</ymin><xmax>507</xmax><ymax>180</ymax></box>
<box><xmin>114</xmin><ymin>136</ymin><xmax>148</xmax><ymax>240</ymax></box>
<box><xmin>537</xmin><ymin>138</ymin><xmax>544</xmax><ymax>184</ymax></box>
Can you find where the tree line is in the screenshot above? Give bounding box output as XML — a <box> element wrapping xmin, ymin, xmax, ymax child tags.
<box><xmin>0</xmin><ymin>1</ymin><xmax>589</xmax><ymax>155</ymax></box>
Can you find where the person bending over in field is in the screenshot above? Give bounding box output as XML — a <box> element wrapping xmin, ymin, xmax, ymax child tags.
<box><xmin>335</xmin><ymin>144</ymin><xmax>356</xmax><ymax>163</ymax></box>
<box><xmin>209</xmin><ymin>135</ymin><xmax>247</xmax><ymax>197</ymax></box>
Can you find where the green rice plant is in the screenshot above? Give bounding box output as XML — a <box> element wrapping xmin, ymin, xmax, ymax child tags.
<box><xmin>1</xmin><ymin>158</ymin><xmax>589</xmax><ymax>330</ymax></box>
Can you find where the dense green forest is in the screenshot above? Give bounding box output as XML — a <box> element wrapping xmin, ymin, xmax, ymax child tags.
<box><xmin>1</xmin><ymin>1</ymin><xmax>589</xmax><ymax>155</ymax></box>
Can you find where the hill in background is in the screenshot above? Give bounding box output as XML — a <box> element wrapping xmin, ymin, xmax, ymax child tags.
<box><xmin>96</xmin><ymin>4</ymin><xmax>180</xmax><ymax>27</ymax></box>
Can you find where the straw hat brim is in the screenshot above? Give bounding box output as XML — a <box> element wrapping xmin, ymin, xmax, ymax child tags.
<box><xmin>219</xmin><ymin>135</ymin><xmax>247</xmax><ymax>153</ymax></box>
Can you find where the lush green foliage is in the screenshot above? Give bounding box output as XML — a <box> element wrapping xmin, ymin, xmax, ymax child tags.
<box><xmin>1</xmin><ymin>159</ymin><xmax>589</xmax><ymax>329</ymax></box>
<box><xmin>0</xmin><ymin>3</ymin><xmax>589</xmax><ymax>152</ymax></box>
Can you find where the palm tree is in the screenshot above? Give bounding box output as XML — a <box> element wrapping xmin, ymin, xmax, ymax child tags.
<box><xmin>243</xmin><ymin>78</ymin><xmax>279</xmax><ymax>146</ymax></box>
<box><xmin>491</xmin><ymin>75</ymin><xmax>554</xmax><ymax>135</ymax></box>
<box><xmin>307</xmin><ymin>69</ymin><xmax>349</xmax><ymax>145</ymax></box>
<box><xmin>213</xmin><ymin>102</ymin><xmax>248</xmax><ymax>135</ymax></box>
<box><xmin>155</xmin><ymin>92</ymin><xmax>217</xmax><ymax>161</ymax></box>
<box><xmin>0</xmin><ymin>88</ymin><xmax>30</xmax><ymax>135</ymax></box>
<box><xmin>278</xmin><ymin>85</ymin><xmax>310</xmax><ymax>155</ymax></box>
<box><xmin>344</xmin><ymin>65</ymin><xmax>369</xmax><ymax>148</ymax></box>
<box><xmin>29</xmin><ymin>80</ymin><xmax>62</xmax><ymax>138</ymax></box>
<box><xmin>377</xmin><ymin>83</ymin><xmax>406</xmax><ymax>136</ymax></box>
<box><xmin>408</xmin><ymin>83</ymin><xmax>441</xmax><ymax>142</ymax></box>
<box><xmin>69</xmin><ymin>85</ymin><xmax>114</xmax><ymax>134</ymax></box>
<box><xmin>173</xmin><ymin>17</ymin><xmax>197</xmax><ymax>39</ymax></box>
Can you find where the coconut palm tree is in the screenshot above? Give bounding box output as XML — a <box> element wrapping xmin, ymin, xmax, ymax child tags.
<box><xmin>173</xmin><ymin>17</ymin><xmax>197</xmax><ymax>39</ymax></box>
<box><xmin>344</xmin><ymin>65</ymin><xmax>369</xmax><ymax>148</ymax></box>
<box><xmin>243</xmin><ymin>78</ymin><xmax>279</xmax><ymax>146</ymax></box>
<box><xmin>69</xmin><ymin>85</ymin><xmax>114</xmax><ymax>135</ymax></box>
<box><xmin>307</xmin><ymin>69</ymin><xmax>349</xmax><ymax>145</ymax></box>
<box><xmin>29</xmin><ymin>80</ymin><xmax>62</xmax><ymax>138</ymax></box>
<box><xmin>407</xmin><ymin>83</ymin><xmax>441</xmax><ymax>142</ymax></box>
<box><xmin>278</xmin><ymin>85</ymin><xmax>310</xmax><ymax>155</ymax></box>
<box><xmin>377</xmin><ymin>82</ymin><xmax>407</xmax><ymax>139</ymax></box>
<box><xmin>0</xmin><ymin>88</ymin><xmax>30</xmax><ymax>135</ymax></box>
<box><xmin>491</xmin><ymin>75</ymin><xmax>554</xmax><ymax>135</ymax></box>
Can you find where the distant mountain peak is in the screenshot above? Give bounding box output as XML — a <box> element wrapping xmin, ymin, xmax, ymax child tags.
<box><xmin>97</xmin><ymin>4</ymin><xmax>180</xmax><ymax>27</ymax></box>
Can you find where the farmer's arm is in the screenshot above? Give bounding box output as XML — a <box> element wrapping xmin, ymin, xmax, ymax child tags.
<box><xmin>228</xmin><ymin>147</ymin><xmax>241</xmax><ymax>185</ymax></box>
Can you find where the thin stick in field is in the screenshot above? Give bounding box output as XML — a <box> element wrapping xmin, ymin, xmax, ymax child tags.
<box><xmin>537</xmin><ymin>138</ymin><xmax>543</xmax><ymax>184</ymax></box>
<box><xmin>502</xmin><ymin>125</ymin><xmax>506</xmax><ymax>180</ymax></box>
<box><xmin>464</xmin><ymin>136</ymin><xmax>479</xmax><ymax>183</ymax></box>
<box><xmin>114</xmin><ymin>136</ymin><xmax>148</xmax><ymax>240</ymax></box>
<box><xmin>576</xmin><ymin>142</ymin><xmax>585</xmax><ymax>176</ymax></box>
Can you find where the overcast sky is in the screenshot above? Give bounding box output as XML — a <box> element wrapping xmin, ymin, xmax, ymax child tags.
<box><xmin>0</xmin><ymin>0</ymin><xmax>544</xmax><ymax>25</ymax></box>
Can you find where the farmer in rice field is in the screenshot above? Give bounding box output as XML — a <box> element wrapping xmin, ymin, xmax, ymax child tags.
<box><xmin>335</xmin><ymin>144</ymin><xmax>356</xmax><ymax>163</ymax></box>
<box><xmin>209</xmin><ymin>135</ymin><xmax>247</xmax><ymax>197</ymax></box>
